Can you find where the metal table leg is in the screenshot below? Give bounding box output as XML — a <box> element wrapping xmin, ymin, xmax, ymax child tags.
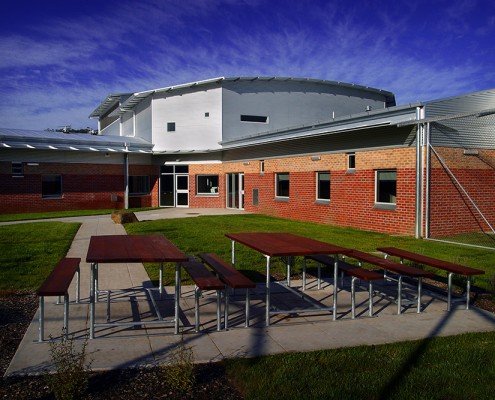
<box><xmin>159</xmin><ymin>262</ymin><xmax>163</xmax><ymax>298</ymax></box>
<box><xmin>266</xmin><ymin>255</ymin><xmax>271</xmax><ymax>327</ymax></box>
<box><xmin>397</xmin><ymin>275</ymin><xmax>403</xmax><ymax>315</ymax></box>
<box><xmin>466</xmin><ymin>276</ymin><xmax>471</xmax><ymax>310</ymax></box>
<box><xmin>90</xmin><ymin>262</ymin><xmax>96</xmax><ymax>339</ymax></box>
<box><xmin>447</xmin><ymin>272</ymin><xmax>453</xmax><ymax>311</ymax></box>
<box><xmin>174</xmin><ymin>262</ymin><xmax>181</xmax><ymax>334</ymax></box>
<box><xmin>302</xmin><ymin>257</ymin><xmax>307</xmax><ymax>291</ymax></box>
<box><xmin>417</xmin><ymin>277</ymin><xmax>422</xmax><ymax>313</ymax></box>
<box><xmin>333</xmin><ymin>254</ymin><xmax>338</xmax><ymax>321</ymax></box>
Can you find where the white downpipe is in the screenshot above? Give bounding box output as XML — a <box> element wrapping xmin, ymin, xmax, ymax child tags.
<box><xmin>124</xmin><ymin>144</ymin><xmax>129</xmax><ymax>209</ymax></box>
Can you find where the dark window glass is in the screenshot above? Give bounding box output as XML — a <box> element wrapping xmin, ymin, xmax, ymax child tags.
<box><xmin>240</xmin><ymin>115</ymin><xmax>268</xmax><ymax>123</ymax></box>
<box><xmin>129</xmin><ymin>176</ymin><xmax>150</xmax><ymax>195</ymax></box>
<box><xmin>317</xmin><ymin>172</ymin><xmax>330</xmax><ymax>200</ymax></box>
<box><xmin>42</xmin><ymin>175</ymin><xmax>62</xmax><ymax>198</ymax></box>
<box><xmin>161</xmin><ymin>165</ymin><xmax>174</xmax><ymax>173</ymax></box>
<box><xmin>252</xmin><ymin>188</ymin><xmax>259</xmax><ymax>206</ymax></box>
<box><xmin>197</xmin><ymin>175</ymin><xmax>219</xmax><ymax>194</ymax></box>
<box><xmin>348</xmin><ymin>153</ymin><xmax>356</xmax><ymax>169</ymax></box>
<box><xmin>376</xmin><ymin>170</ymin><xmax>397</xmax><ymax>204</ymax></box>
<box><xmin>175</xmin><ymin>165</ymin><xmax>189</xmax><ymax>173</ymax></box>
<box><xmin>12</xmin><ymin>162</ymin><xmax>23</xmax><ymax>176</ymax></box>
<box><xmin>276</xmin><ymin>173</ymin><xmax>289</xmax><ymax>197</ymax></box>
<box><xmin>167</xmin><ymin>122</ymin><xmax>176</xmax><ymax>132</ymax></box>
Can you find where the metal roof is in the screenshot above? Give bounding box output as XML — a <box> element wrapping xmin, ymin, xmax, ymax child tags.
<box><xmin>0</xmin><ymin>128</ymin><xmax>153</xmax><ymax>153</ymax></box>
<box><xmin>88</xmin><ymin>93</ymin><xmax>132</xmax><ymax>119</ymax></box>
<box><xmin>89</xmin><ymin>76</ymin><xmax>396</xmax><ymax>118</ymax></box>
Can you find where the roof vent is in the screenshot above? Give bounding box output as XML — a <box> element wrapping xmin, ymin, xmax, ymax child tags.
<box><xmin>366</xmin><ymin>105</ymin><xmax>372</xmax><ymax>112</ymax></box>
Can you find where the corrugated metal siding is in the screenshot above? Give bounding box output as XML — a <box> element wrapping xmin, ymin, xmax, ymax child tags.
<box><xmin>426</xmin><ymin>90</ymin><xmax>495</xmax><ymax>149</ymax></box>
<box><xmin>222</xmin><ymin>126</ymin><xmax>416</xmax><ymax>161</ymax></box>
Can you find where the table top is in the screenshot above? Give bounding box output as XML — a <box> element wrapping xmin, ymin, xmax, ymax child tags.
<box><xmin>225</xmin><ymin>232</ymin><xmax>350</xmax><ymax>257</ymax></box>
<box><xmin>86</xmin><ymin>235</ymin><xmax>188</xmax><ymax>263</ymax></box>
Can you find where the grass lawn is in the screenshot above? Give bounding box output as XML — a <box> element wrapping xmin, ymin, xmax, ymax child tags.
<box><xmin>125</xmin><ymin>214</ymin><xmax>495</xmax><ymax>290</ymax></box>
<box><xmin>225</xmin><ymin>331</ymin><xmax>495</xmax><ymax>399</ymax></box>
<box><xmin>0</xmin><ymin>207</ymin><xmax>159</xmax><ymax>223</ymax></box>
<box><xmin>0</xmin><ymin>222</ymin><xmax>80</xmax><ymax>291</ymax></box>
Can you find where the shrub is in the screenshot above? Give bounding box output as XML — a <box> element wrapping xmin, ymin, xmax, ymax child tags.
<box><xmin>161</xmin><ymin>335</ymin><xmax>195</xmax><ymax>393</ymax></box>
<box><xmin>111</xmin><ymin>210</ymin><xmax>138</xmax><ymax>224</ymax></box>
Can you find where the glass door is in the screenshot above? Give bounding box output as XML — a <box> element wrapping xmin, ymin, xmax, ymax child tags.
<box><xmin>160</xmin><ymin>165</ymin><xmax>189</xmax><ymax>207</ymax></box>
<box><xmin>175</xmin><ymin>174</ymin><xmax>189</xmax><ymax>207</ymax></box>
<box><xmin>160</xmin><ymin>174</ymin><xmax>174</xmax><ymax>206</ymax></box>
<box><xmin>239</xmin><ymin>173</ymin><xmax>245</xmax><ymax>210</ymax></box>
<box><xmin>226</xmin><ymin>173</ymin><xmax>244</xmax><ymax>209</ymax></box>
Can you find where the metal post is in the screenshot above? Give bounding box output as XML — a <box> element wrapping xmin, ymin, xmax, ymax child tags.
<box><xmin>39</xmin><ymin>297</ymin><xmax>44</xmax><ymax>342</ymax></box>
<box><xmin>195</xmin><ymin>286</ymin><xmax>200</xmax><ymax>332</ymax></box>
<box><xmin>90</xmin><ymin>263</ymin><xmax>95</xmax><ymax>339</ymax></box>
<box><xmin>397</xmin><ymin>275</ymin><xmax>402</xmax><ymax>315</ymax></box>
<box><xmin>466</xmin><ymin>276</ymin><xmax>471</xmax><ymax>310</ymax></box>
<box><xmin>266</xmin><ymin>255</ymin><xmax>271</xmax><ymax>327</ymax></box>
<box><xmin>351</xmin><ymin>277</ymin><xmax>356</xmax><ymax>319</ymax></box>
<box><xmin>369</xmin><ymin>281</ymin><xmax>374</xmax><ymax>317</ymax></box>
<box><xmin>245</xmin><ymin>289</ymin><xmax>250</xmax><ymax>328</ymax></box>
<box><xmin>124</xmin><ymin>151</ymin><xmax>129</xmax><ymax>210</ymax></box>
<box><xmin>216</xmin><ymin>290</ymin><xmax>221</xmax><ymax>331</ymax></box>
<box><xmin>302</xmin><ymin>258</ymin><xmax>306</xmax><ymax>291</ymax></box>
<box><xmin>224</xmin><ymin>290</ymin><xmax>229</xmax><ymax>330</ymax></box>
<box><xmin>286</xmin><ymin>257</ymin><xmax>291</xmax><ymax>287</ymax></box>
<box><xmin>317</xmin><ymin>263</ymin><xmax>321</xmax><ymax>290</ymax></box>
<box><xmin>95</xmin><ymin>263</ymin><xmax>99</xmax><ymax>302</ymax></box>
<box><xmin>231</xmin><ymin>240</ymin><xmax>235</xmax><ymax>265</ymax></box>
<box><xmin>333</xmin><ymin>254</ymin><xmax>338</xmax><ymax>321</ymax></box>
<box><xmin>174</xmin><ymin>263</ymin><xmax>180</xmax><ymax>334</ymax></box>
<box><xmin>417</xmin><ymin>277</ymin><xmax>422</xmax><ymax>313</ymax></box>
<box><xmin>159</xmin><ymin>263</ymin><xmax>163</xmax><ymax>297</ymax></box>
<box><xmin>75</xmin><ymin>268</ymin><xmax>80</xmax><ymax>303</ymax></box>
<box><xmin>447</xmin><ymin>273</ymin><xmax>453</xmax><ymax>312</ymax></box>
<box><xmin>63</xmin><ymin>294</ymin><xmax>69</xmax><ymax>338</ymax></box>
<box><xmin>106</xmin><ymin>291</ymin><xmax>111</xmax><ymax>322</ymax></box>
<box><xmin>415</xmin><ymin>107</ymin><xmax>424</xmax><ymax>239</ymax></box>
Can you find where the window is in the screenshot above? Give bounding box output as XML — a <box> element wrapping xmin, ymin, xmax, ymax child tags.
<box><xmin>347</xmin><ymin>152</ymin><xmax>356</xmax><ymax>170</ymax></box>
<box><xmin>275</xmin><ymin>173</ymin><xmax>289</xmax><ymax>198</ymax></box>
<box><xmin>196</xmin><ymin>175</ymin><xmax>219</xmax><ymax>194</ymax></box>
<box><xmin>376</xmin><ymin>170</ymin><xmax>397</xmax><ymax>204</ymax></box>
<box><xmin>42</xmin><ymin>175</ymin><xmax>62</xmax><ymax>198</ymax></box>
<box><xmin>12</xmin><ymin>162</ymin><xmax>23</xmax><ymax>177</ymax></box>
<box><xmin>316</xmin><ymin>172</ymin><xmax>330</xmax><ymax>201</ymax></box>
<box><xmin>167</xmin><ymin>122</ymin><xmax>176</xmax><ymax>132</ymax></box>
<box><xmin>129</xmin><ymin>176</ymin><xmax>150</xmax><ymax>195</ymax></box>
<box><xmin>240</xmin><ymin>115</ymin><xmax>268</xmax><ymax>123</ymax></box>
<box><xmin>260</xmin><ymin>160</ymin><xmax>265</xmax><ymax>174</ymax></box>
<box><xmin>204</xmin><ymin>112</ymin><xmax>209</xmax><ymax>118</ymax></box>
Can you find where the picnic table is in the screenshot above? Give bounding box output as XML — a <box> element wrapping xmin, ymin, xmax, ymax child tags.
<box><xmin>225</xmin><ymin>232</ymin><xmax>351</xmax><ymax>326</ymax></box>
<box><xmin>86</xmin><ymin>234</ymin><xmax>188</xmax><ymax>338</ymax></box>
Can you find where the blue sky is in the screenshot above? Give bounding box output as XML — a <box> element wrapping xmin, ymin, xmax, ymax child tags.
<box><xmin>1</xmin><ymin>0</ymin><xmax>494</xmax><ymax>130</ymax></box>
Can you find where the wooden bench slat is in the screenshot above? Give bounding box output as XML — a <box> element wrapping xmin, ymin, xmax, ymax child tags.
<box><xmin>377</xmin><ymin>247</ymin><xmax>485</xmax><ymax>276</ymax></box>
<box><xmin>181</xmin><ymin>260</ymin><xmax>225</xmax><ymax>291</ymax></box>
<box><xmin>37</xmin><ymin>258</ymin><xmax>81</xmax><ymax>297</ymax></box>
<box><xmin>348</xmin><ymin>250</ymin><xmax>435</xmax><ymax>278</ymax></box>
<box><xmin>199</xmin><ymin>253</ymin><xmax>256</xmax><ymax>289</ymax></box>
<box><xmin>306</xmin><ymin>254</ymin><xmax>382</xmax><ymax>281</ymax></box>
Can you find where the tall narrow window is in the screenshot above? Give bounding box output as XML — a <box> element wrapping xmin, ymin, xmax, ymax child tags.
<box><xmin>129</xmin><ymin>176</ymin><xmax>150</xmax><ymax>195</ymax></box>
<box><xmin>376</xmin><ymin>170</ymin><xmax>397</xmax><ymax>205</ymax></box>
<box><xmin>275</xmin><ymin>173</ymin><xmax>289</xmax><ymax>198</ymax></box>
<box><xmin>12</xmin><ymin>162</ymin><xmax>23</xmax><ymax>177</ymax></box>
<box><xmin>316</xmin><ymin>172</ymin><xmax>330</xmax><ymax>201</ymax></box>
<box><xmin>347</xmin><ymin>152</ymin><xmax>356</xmax><ymax>170</ymax></box>
<box><xmin>42</xmin><ymin>175</ymin><xmax>62</xmax><ymax>198</ymax></box>
<box><xmin>260</xmin><ymin>160</ymin><xmax>265</xmax><ymax>174</ymax></box>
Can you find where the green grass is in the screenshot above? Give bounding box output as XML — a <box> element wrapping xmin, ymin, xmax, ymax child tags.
<box><xmin>125</xmin><ymin>214</ymin><xmax>495</xmax><ymax>290</ymax></box>
<box><xmin>0</xmin><ymin>207</ymin><xmax>159</xmax><ymax>222</ymax></box>
<box><xmin>225</xmin><ymin>331</ymin><xmax>495</xmax><ymax>399</ymax></box>
<box><xmin>0</xmin><ymin>222</ymin><xmax>80</xmax><ymax>291</ymax></box>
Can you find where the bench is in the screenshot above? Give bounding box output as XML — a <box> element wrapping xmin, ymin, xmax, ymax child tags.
<box><xmin>181</xmin><ymin>258</ymin><xmax>225</xmax><ymax>332</ymax></box>
<box><xmin>37</xmin><ymin>257</ymin><xmax>81</xmax><ymax>342</ymax></box>
<box><xmin>198</xmin><ymin>253</ymin><xmax>256</xmax><ymax>329</ymax></box>
<box><xmin>305</xmin><ymin>254</ymin><xmax>383</xmax><ymax>318</ymax></box>
<box><xmin>345</xmin><ymin>250</ymin><xmax>435</xmax><ymax>315</ymax></box>
<box><xmin>377</xmin><ymin>247</ymin><xmax>485</xmax><ymax>311</ymax></box>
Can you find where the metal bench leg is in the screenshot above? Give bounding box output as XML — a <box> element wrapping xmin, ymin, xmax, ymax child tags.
<box><xmin>106</xmin><ymin>291</ymin><xmax>111</xmax><ymax>322</ymax></box>
<box><xmin>397</xmin><ymin>275</ymin><xmax>403</xmax><ymax>315</ymax></box>
<box><xmin>159</xmin><ymin>263</ymin><xmax>163</xmax><ymax>298</ymax></box>
<box><xmin>266</xmin><ymin>255</ymin><xmax>271</xmax><ymax>327</ymax></box>
<box><xmin>317</xmin><ymin>263</ymin><xmax>321</xmax><ymax>290</ymax></box>
<box><xmin>302</xmin><ymin>258</ymin><xmax>306</xmax><ymax>291</ymax></box>
<box><xmin>417</xmin><ymin>277</ymin><xmax>422</xmax><ymax>313</ymax></box>
<box><xmin>90</xmin><ymin>263</ymin><xmax>96</xmax><ymax>339</ymax></box>
<box><xmin>195</xmin><ymin>286</ymin><xmax>200</xmax><ymax>332</ymax></box>
<box><xmin>369</xmin><ymin>281</ymin><xmax>374</xmax><ymax>317</ymax></box>
<box><xmin>447</xmin><ymin>272</ymin><xmax>453</xmax><ymax>312</ymax></box>
<box><xmin>75</xmin><ymin>268</ymin><xmax>80</xmax><ymax>304</ymax></box>
<box><xmin>286</xmin><ymin>257</ymin><xmax>291</xmax><ymax>287</ymax></box>
<box><xmin>216</xmin><ymin>290</ymin><xmax>221</xmax><ymax>331</ymax></box>
<box><xmin>63</xmin><ymin>293</ymin><xmax>69</xmax><ymax>339</ymax></box>
<box><xmin>341</xmin><ymin>271</ymin><xmax>344</xmax><ymax>288</ymax></box>
<box><xmin>466</xmin><ymin>276</ymin><xmax>471</xmax><ymax>310</ymax></box>
<box><xmin>351</xmin><ymin>277</ymin><xmax>356</xmax><ymax>319</ymax></box>
<box><xmin>333</xmin><ymin>255</ymin><xmax>339</xmax><ymax>321</ymax></box>
<box><xmin>95</xmin><ymin>263</ymin><xmax>99</xmax><ymax>302</ymax></box>
<box><xmin>245</xmin><ymin>289</ymin><xmax>250</xmax><ymax>328</ymax></box>
<box><xmin>39</xmin><ymin>296</ymin><xmax>45</xmax><ymax>342</ymax></box>
<box><xmin>224</xmin><ymin>289</ymin><xmax>229</xmax><ymax>330</ymax></box>
<box><xmin>174</xmin><ymin>263</ymin><xmax>181</xmax><ymax>335</ymax></box>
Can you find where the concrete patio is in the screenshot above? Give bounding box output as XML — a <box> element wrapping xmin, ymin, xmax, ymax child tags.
<box><xmin>5</xmin><ymin>210</ymin><xmax>495</xmax><ymax>376</ymax></box>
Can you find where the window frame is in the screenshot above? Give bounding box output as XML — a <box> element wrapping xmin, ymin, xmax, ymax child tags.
<box><xmin>316</xmin><ymin>171</ymin><xmax>331</xmax><ymax>202</ymax></box>
<box><xmin>275</xmin><ymin>172</ymin><xmax>290</xmax><ymax>199</ymax></box>
<box><xmin>347</xmin><ymin>152</ymin><xmax>356</xmax><ymax>170</ymax></box>
<box><xmin>196</xmin><ymin>174</ymin><xmax>219</xmax><ymax>195</ymax></box>
<box><xmin>42</xmin><ymin>174</ymin><xmax>63</xmax><ymax>199</ymax></box>
<box><xmin>129</xmin><ymin>175</ymin><xmax>150</xmax><ymax>196</ymax></box>
<box><xmin>375</xmin><ymin>169</ymin><xmax>397</xmax><ymax>206</ymax></box>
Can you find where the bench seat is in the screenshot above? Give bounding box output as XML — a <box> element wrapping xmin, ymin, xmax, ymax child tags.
<box><xmin>377</xmin><ymin>247</ymin><xmax>484</xmax><ymax>310</ymax></box>
<box><xmin>199</xmin><ymin>253</ymin><xmax>255</xmax><ymax>329</ymax></box>
<box><xmin>182</xmin><ymin>258</ymin><xmax>224</xmax><ymax>332</ymax></box>
<box><xmin>37</xmin><ymin>257</ymin><xmax>81</xmax><ymax>342</ymax></box>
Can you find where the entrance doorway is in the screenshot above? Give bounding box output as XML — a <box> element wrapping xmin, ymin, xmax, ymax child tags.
<box><xmin>226</xmin><ymin>173</ymin><xmax>244</xmax><ymax>210</ymax></box>
<box><xmin>160</xmin><ymin>165</ymin><xmax>189</xmax><ymax>207</ymax></box>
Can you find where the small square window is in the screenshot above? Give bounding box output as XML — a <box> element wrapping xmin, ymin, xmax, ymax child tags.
<box><xmin>316</xmin><ymin>172</ymin><xmax>330</xmax><ymax>201</ymax></box>
<box><xmin>376</xmin><ymin>170</ymin><xmax>397</xmax><ymax>204</ymax></box>
<box><xmin>275</xmin><ymin>173</ymin><xmax>289</xmax><ymax>198</ymax></box>
<box><xmin>42</xmin><ymin>175</ymin><xmax>62</xmax><ymax>198</ymax></box>
<box><xmin>12</xmin><ymin>162</ymin><xmax>23</xmax><ymax>177</ymax></box>
<box><xmin>347</xmin><ymin>152</ymin><xmax>356</xmax><ymax>169</ymax></box>
<box><xmin>167</xmin><ymin>122</ymin><xmax>176</xmax><ymax>132</ymax></box>
<box><xmin>204</xmin><ymin>112</ymin><xmax>209</xmax><ymax>118</ymax></box>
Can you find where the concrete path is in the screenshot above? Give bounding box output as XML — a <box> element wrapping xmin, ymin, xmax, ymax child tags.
<box><xmin>5</xmin><ymin>211</ymin><xmax>495</xmax><ymax>376</ymax></box>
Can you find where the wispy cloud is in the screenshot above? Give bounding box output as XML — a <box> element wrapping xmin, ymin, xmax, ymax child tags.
<box><xmin>0</xmin><ymin>0</ymin><xmax>493</xmax><ymax>129</ymax></box>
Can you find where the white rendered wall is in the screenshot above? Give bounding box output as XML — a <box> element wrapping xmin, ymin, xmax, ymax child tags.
<box><xmin>121</xmin><ymin>110</ymin><xmax>134</xmax><ymax>136</ymax></box>
<box><xmin>151</xmin><ymin>86</ymin><xmax>222</xmax><ymax>152</ymax></box>
<box><xmin>99</xmin><ymin>118</ymin><xmax>120</xmax><ymax>136</ymax></box>
<box><xmin>135</xmin><ymin>96</ymin><xmax>152</xmax><ymax>143</ymax></box>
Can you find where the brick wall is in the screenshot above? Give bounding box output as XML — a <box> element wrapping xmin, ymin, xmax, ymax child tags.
<box><xmin>0</xmin><ymin>162</ymin><xmax>157</xmax><ymax>213</ymax></box>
